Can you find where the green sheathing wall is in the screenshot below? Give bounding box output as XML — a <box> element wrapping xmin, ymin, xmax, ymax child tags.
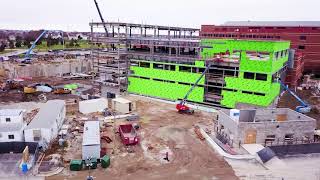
<box><xmin>128</xmin><ymin>60</ymin><xmax>205</xmax><ymax>102</ymax></box>
<box><xmin>201</xmin><ymin>39</ymin><xmax>290</xmax><ymax>108</ymax></box>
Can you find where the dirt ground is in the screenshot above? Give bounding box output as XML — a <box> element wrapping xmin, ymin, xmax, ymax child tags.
<box><xmin>278</xmin><ymin>89</ymin><xmax>320</xmax><ymax>127</ymax></box>
<box><xmin>47</xmin><ymin>96</ymin><xmax>238</xmax><ymax>180</ymax></box>
<box><xmin>0</xmin><ymin>77</ymin><xmax>98</xmax><ymax>103</ymax></box>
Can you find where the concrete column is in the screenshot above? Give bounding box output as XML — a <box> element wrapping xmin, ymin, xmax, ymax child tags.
<box><xmin>112</xmin><ymin>26</ymin><xmax>115</xmax><ymax>37</ymax></box>
<box><xmin>179</xmin><ymin>30</ymin><xmax>181</xmax><ymax>38</ymax></box>
<box><xmin>145</xmin><ymin>28</ymin><xmax>147</xmax><ymax>37</ymax></box>
<box><xmin>169</xmin><ymin>47</ymin><xmax>172</xmax><ymax>55</ymax></box>
<box><xmin>129</xmin><ymin>27</ymin><xmax>132</xmax><ymax>37</ymax></box>
<box><xmin>158</xmin><ymin>29</ymin><xmax>160</xmax><ymax>37</ymax></box>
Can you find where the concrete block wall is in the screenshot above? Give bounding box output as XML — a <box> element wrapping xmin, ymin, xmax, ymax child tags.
<box><xmin>238</xmin><ymin>120</ymin><xmax>316</xmax><ymax>145</ymax></box>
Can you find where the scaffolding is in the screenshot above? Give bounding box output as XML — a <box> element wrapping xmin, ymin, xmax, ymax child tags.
<box><xmin>90</xmin><ymin>22</ymin><xmax>200</xmax><ymax>94</ymax></box>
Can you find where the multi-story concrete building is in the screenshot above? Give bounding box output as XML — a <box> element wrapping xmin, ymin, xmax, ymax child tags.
<box><xmin>216</xmin><ymin>108</ymin><xmax>316</xmax><ymax>147</ymax></box>
<box><xmin>201</xmin><ymin>21</ymin><xmax>320</xmax><ymax>87</ymax></box>
<box><xmin>91</xmin><ymin>22</ymin><xmax>290</xmax><ymax>109</ymax></box>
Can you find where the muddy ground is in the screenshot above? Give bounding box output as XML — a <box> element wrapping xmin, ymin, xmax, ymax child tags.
<box><xmin>47</xmin><ymin>96</ymin><xmax>238</xmax><ymax>180</ymax></box>
<box><xmin>278</xmin><ymin>89</ymin><xmax>320</xmax><ymax>127</ymax></box>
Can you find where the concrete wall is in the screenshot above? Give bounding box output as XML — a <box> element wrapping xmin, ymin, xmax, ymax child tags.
<box><xmin>238</xmin><ymin>120</ymin><xmax>316</xmax><ymax>145</ymax></box>
<box><xmin>0</xmin><ymin>129</ymin><xmax>24</xmax><ymax>142</ymax></box>
<box><xmin>0</xmin><ymin>59</ymin><xmax>92</xmax><ymax>78</ymax></box>
<box><xmin>0</xmin><ymin>114</ymin><xmax>23</xmax><ymax>124</ymax></box>
<box><xmin>217</xmin><ymin>111</ymin><xmax>240</xmax><ymax>144</ymax></box>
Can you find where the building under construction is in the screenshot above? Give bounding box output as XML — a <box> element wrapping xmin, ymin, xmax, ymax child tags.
<box><xmin>90</xmin><ymin>22</ymin><xmax>290</xmax><ymax>108</ymax></box>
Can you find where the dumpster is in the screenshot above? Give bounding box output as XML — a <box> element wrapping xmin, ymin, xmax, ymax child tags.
<box><xmin>70</xmin><ymin>159</ymin><xmax>83</xmax><ymax>171</ymax></box>
<box><xmin>101</xmin><ymin>155</ymin><xmax>110</xmax><ymax>168</ymax></box>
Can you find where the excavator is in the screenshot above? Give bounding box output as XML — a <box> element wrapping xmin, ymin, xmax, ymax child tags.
<box><xmin>176</xmin><ymin>65</ymin><xmax>211</xmax><ymax>114</ymax></box>
<box><xmin>278</xmin><ymin>78</ymin><xmax>311</xmax><ymax>114</ymax></box>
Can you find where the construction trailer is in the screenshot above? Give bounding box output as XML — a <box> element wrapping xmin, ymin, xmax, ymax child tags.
<box><xmin>79</xmin><ymin>98</ymin><xmax>108</xmax><ymax>114</ymax></box>
<box><xmin>91</xmin><ymin>22</ymin><xmax>290</xmax><ymax>109</ymax></box>
<box><xmin>0</xmin><ymin>109</ymin><xmax>26</xmax><ymax>142</ymax></box>
<box><xmin>216</xmin><ymin>108</ymin><xmax>316</xmax><ymax>147</ymax></box>
<box><xmin>111</xmin><ymin>97</ymin><xmax>135</xmax><ymax>114</ymax></box>
<box><xmin>82</xmin><ymin>121</ymin><xmax>101</xmax><ymax>160</ymax></box>
<box><xmin>24</xmin><ymin>100</ymin><xmax>66</xmax><ymax>148</ymax></box>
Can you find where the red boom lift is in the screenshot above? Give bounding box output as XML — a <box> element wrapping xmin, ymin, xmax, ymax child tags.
<box><xmin>176</xmin><ymin>65</ymin><xmax>211</xmax><ymax>114</ymax></box>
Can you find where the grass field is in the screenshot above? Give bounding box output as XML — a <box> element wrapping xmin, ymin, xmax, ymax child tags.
<box><xmin>11</xmin><ymin>40</ymin><xmax>94</xmax><ymax>52</ymax></box>
<box><xmin>0</xmin><ymin>49</ymin><xmax>16</xmax><ymax>55</ymax></box>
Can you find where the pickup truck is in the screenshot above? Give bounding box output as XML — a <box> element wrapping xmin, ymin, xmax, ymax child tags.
<box><xmin>118</xmin><ymin>124</ymin><xmax>139</xmax><ymax>145</ymax></box>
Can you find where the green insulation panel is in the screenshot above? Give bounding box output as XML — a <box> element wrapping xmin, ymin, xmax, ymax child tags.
<box><xmin>201</xmin><ymin>39</ymin><xmax>290</xmax><ymax>108</ymax></box>
<box><xmin>128</xmin><ymin>60</ymin><xmax>205</xmax><ymax>102</ymax></box>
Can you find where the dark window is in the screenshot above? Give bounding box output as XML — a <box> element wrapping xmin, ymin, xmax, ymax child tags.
<box><xmin>300</xmin><ymin>36</ymin><xmax>306</xmax><ymax>40</ymax></box>
<box><xmin>164</xmin><ymin>65</ymin><xmax>175</xmax><ymax>71</ymax></box>
<box><xmin>265</xmin><ymin>27</ymin><xmax>274</xmax><ymax>29</ymax></box>
<box><xmin>298</xmin><ymin>45</ymin><xmax>305</xmax><ymax>50</ymax></box>
<box><xmin>5</xmin><ymin>118</ymin><xmax>10</xmax><ymax>122</ymax></box>
<box><xmin>256</xmin><ymin>73</ymin><xmax>268</xmax><ymax>81</ymax></box>
<box><xmin>198</xmin><ymin>68</ymin><xmax>205</xmax><ymax>73</ymax></box>
<box><xmin>179</xmin><ymin>66</ymin><xmax>192</xmax><ymax>72</ymax></box>
<box><xmin>277</xmin><ymin>27</ymin><xmax>286</xmax><ymax>29</ymax></box>
<box><xmin>139</xmin><ymin>62</ymin><xmax>150</xmax><ymax>68</ymax></box>
<box><xmin>191</xmin><ymin>68</ymin><xmax>197</xmax><ymax>73</ymax></box>
<box><xmin>242</xmin><ymin>91</ymin><xmax>253</xmax><ymax>94</ymax></box>
<box><xmin>165</xmin><ymin>80</ymin><xmax>175</xmax><ymax>83</ymax></box>
<box><xmin>178</xmin><ymin>82</ymin><xmax>190</xmax><ymax>85</ymax></box>
<box><xmin>140</xmin><ymin>76</ymin><xmax>150</xmax><ymax>80</ymax></box>
<box><xmin>8</xmin><ymin>135</ymin><xmax>14</xmax><ymax>139</ymax></box>
<box><xmin>244</xmin><ymin>72</ymin><xmax>255</xmax><ymax>79</ymax></box>
<box><xmin>154</xmin><ymin>63</ymin><xmax>164</xmax><ymax>69</ymax></box>
<box><xmin>130</xmin><ymin>61</ymin><xmax>138</xmax><ymax>66</ymax></box>
<box><xmin>254</xmin><ymin>92</ymin><xmax>265</xmax><ymax>96</ymax></box>
<box><xmin>153</xmin><ymin>78</ymin><xmax>163</xmax><ymax>82</ymax></box>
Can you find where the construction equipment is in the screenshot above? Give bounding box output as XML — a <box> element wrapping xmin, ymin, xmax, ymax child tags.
<box><xmin>22</xmin><ymin>30</ymin><xmax>48</xmax><ymax>64</ymax></box>
<box><xmin>176</xmin><ymin>65</ymin><xmax>210</xmax><ymax>114</ymax></box>
<box><xmin>53</xmin><ymin>88</ymin><xmax>71</xmax><ymax>94</ymax></box>
<box><xmin>93</xmin><ymin>0</ymin><xmax>109</xmax><ymax>37</ymax></box>
<box><xmin>278</xmin><ymin>79</ymin><xmax>311</xmax><ymax>113</ymax></box>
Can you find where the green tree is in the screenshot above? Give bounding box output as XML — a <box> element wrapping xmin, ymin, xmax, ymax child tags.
<box><xmin>9</xmin><ymin>41</ymin><xmax>14</xmax><ymax>49</ymax></box>
<box><xmin>15</xmin><ymin>36</ymin><xmax>23</xmax><ymax>48</ymax></box>
<box><xmin>0</xmin><ymin>42</ymin><xmax>6</xmax><ymax>52</ymax></box>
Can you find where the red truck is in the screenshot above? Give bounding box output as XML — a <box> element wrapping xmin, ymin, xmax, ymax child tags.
<box><xmin>118</xmin><ymin>124</ymin><xmax>139</xmax><ymax>145</ymax></box>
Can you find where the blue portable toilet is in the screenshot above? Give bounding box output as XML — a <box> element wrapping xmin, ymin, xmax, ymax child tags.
<box><xmin>22</xmin><ymin>163</ymin><xmax>28</xmax><ymax>174</ymax></box>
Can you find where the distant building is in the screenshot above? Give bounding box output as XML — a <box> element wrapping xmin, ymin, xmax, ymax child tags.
<box><xmin>216</xmin><ymin>108</ymin><xmax>316</xmax><ymax>147</ymax></box>
<box><xmin>0</xmin><ymin>109</ymin><xmax>26</xmax><ymax>142</ymax></box>
<box><xmin>24</xmin><ymin>100</ymin><xmax>66</xmax><ymax>148</ymax></box>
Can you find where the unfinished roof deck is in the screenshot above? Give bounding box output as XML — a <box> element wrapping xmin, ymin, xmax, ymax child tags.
<box><xmin>220</xmin><ymin>108</ymin><xmax>316</xmax><ymax>124</ymax></box>
<box><xmin>0</xmin><ymin>109</ymin><xmax>24</xmax><ymax>116</ymax></box>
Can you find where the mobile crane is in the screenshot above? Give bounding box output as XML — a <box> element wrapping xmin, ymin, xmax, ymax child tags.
<box><xmin>176</xmin><ymin>65</ymin><xmax>211</xmax><ymax>114</ymax></box>
<box><xmin>278</xmin><ymin>79</ymin><xmax>311</xmax><ymax>114</ymax></box>
<box><xmin>22</xmin><ymin>30</ymin><xmax>47</xmax><ymax>64</ymax></box>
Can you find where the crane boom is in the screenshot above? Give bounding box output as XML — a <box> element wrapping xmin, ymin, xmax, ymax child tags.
<box><xmin>278</xmin><ymin>79</ymin><xmax>311</xmax><ymax>113</ymax></box>
<box><xmin>181</xmin><ymin>66</ymin><xmax>210</xmax><ymax>104</ymax></box>
<box><xmin>93</xmin><ymin>0</ymin><xmax>109</xmax><ymax>37</ymax></box>
<box><xmin>25</xmin><ymin>30</ymin><xmax>47</xmax><ymax>59</ymax></box>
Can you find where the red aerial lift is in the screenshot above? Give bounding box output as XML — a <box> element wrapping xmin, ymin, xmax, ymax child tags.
<box><xmin>176</xmin><ymin>65</ymin><xmax>211</xmax><ymax>114</ymax></box>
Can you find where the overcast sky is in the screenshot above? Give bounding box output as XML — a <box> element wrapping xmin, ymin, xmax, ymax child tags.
<box><xmin>1</xmin><ymin>0</ymin><xmax>319</xmax><ymax>32</ymax></box>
